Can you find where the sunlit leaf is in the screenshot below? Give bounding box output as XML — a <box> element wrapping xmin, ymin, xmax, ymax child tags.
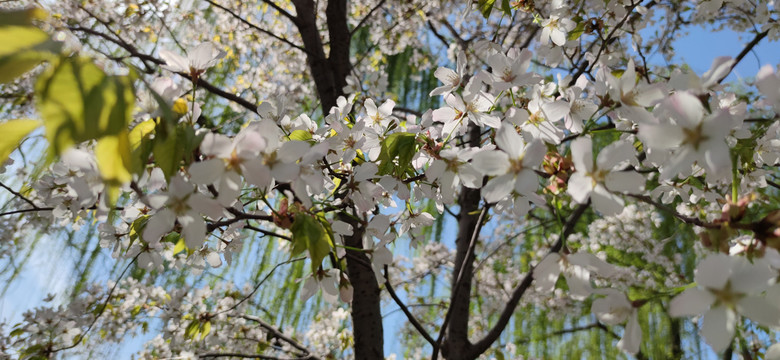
<box><xmin>0</xmin><ymin>119</ymin><xmax>40</xmax><ymax>163</ymax></box>
<box><xmin>377</xmin><ymin>132</ymin><xmax>416</xmax><ymax>176</ymax></box>
<box><xmin>291</xmin><ymin>214</ymin><xmax>331</xmax><ymax>272</ymax></box>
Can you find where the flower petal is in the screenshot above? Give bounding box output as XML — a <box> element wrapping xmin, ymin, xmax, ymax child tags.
<box><xmin>701</xmin><ymin>305</ymin><xmax>736</xmax><ymax>353</ymax></box>
<box><xmin>482</xmin><ymin>174</ymin><xmax>515</xmax><ymax>203</ymax></box>
<box><xmin>669</xmin><ymin>288</ymin><xmax>715</xmax><ymax>317</ymax></box>
<box><xmin>570</xmin><ymin>137</ymin><xmax>593</xmax><ymax>173</ymax></box>
<box><xmin>180</xmin><ymin>211</ymin><xmax>206</xmax><ymax>249</ymax></box>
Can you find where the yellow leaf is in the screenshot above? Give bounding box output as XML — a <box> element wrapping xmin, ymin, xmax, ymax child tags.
<box><xmin>129</xmin><ymin>119</ymin><xmax>156</xmax><ymax>150</ymax></box>
<box><xmin>96</xmin><ymin>131</ymin><xmax>133</xmax><ymax>184</ymax></box>
<box><xmin>200</xmin><ymin>321</ymin><xmax>211</xmax><ymax>340</ymax></box>
<box><xmin>173</xmin><ymin>237</ymin><xmax>187</xmax><ymax>255</ymax></box>
<box><xmin>0</xmin><ymin>119</ymin><xmax>40</xmax><ymax>163</ymax></box>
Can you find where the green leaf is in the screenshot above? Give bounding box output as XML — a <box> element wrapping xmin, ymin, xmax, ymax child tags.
<box><xmin>35</xmin><ymin>56</ymin><xmax>135</xmax><ymax>182</ymax></box>
<box><xmin>0</xmin><ymin>8</ymin><xmax>48</xmax><ymax>27</ymax></box>
<box><xmin>200</xmin><ymin>320</ymin><xmax>211</xmax><ymax>340</ymax></box>
<box><xmin>173</xmin><ymin>237</ymin><xmax>187</xmax><ymax>255</ymax></box>
<box><xmin>96</xmin><ymin>131</ymin><xmax>132</xmax><ymax>184</ymax></box>
<box><xmin>291</xmin><ymin>214</ymin><xmax>331</xmax><ymax>272</ymax></box>
<box><xmin>477</xmin><ymin>0</ymin><xmax>497</xmax><ymax>18</ymax></box>
<box><xmin>567</xmin><ymin>21</ymin><xmax>586</xmax><ymax>41</ymax></box>
<box><xmin>153</xmin><ymin>124</ymin><xmax>204</xmax><ymax>180</ymax></box>
<box><xmin>288</xmin><ymin>129</ymin><xmax>312</xmax><ymax>141</ymax></box>
<box><xmin>0</xmin><ymin>20</ymin><xmax>61</xmax><ymax>84</ymax></box>
<box><xmin>377</xmin><ymin>132</ymin><xmax>417</xmax><ymax>176</ymax></box>
<box><xmin>0</xmin><ymin>119</ymin><xmax>40</xmax><ymax>163</ymax></box>
<box><xmin>185</xmin><ymin>320</ymin><xmax>200</xmax><ymax>339</ymax></box>
<box><xmin>501</xmin><ymin>0</ymin><xmax>512</xmax><ymax>15</ymax></box>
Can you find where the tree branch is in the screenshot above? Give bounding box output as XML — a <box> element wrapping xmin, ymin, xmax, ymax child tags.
<box><xmin>627</xmin><ymin>194</ymin><xmax>720</xmax><ymax>229</ymax></box>
<box><xmin>205</xmin><ymin>0</ymin><xmax>310</xmax><ymax>55</ymax></box>
<box><xmin>350</xmin><ymin>0</ymin><xmax>387</xmax><ymax>36</ymax></box>
<box><xmin>259</xmin><ymin>0</ymin><xmax>300</xmax><ymax>26</ymax></box>
<box><xmin>468</xmin><ymin>202</ymin><xmax>590</xmax><ymax>358</ymax></box>
<box><xmin>717</xmin><ymin>29</ymin><xmax>770</xmax><ymax>84</ymax></box>
<box><xmin>384</xmin><ymin>265</ymin><xmax>435</xmax><ymax>346</ymax></box>
<box><xmin>241</xmin><ymin>314</ymin><xmax>320</xmax><ymax>359</ymax></box>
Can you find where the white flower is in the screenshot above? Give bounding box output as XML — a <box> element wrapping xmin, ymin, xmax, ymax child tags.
<box><xmin>540</xmin><ymin>15</ymin><xmax>576</xmax><ymax>46</ymax></box>
<box><xmin>669</xmin><ymin>254</ymin><xmax>780</xmax><ymax>353</ymax></box>
<box><xmin>756</xmin><ymin>64</ymin><xmax>780</xmax><ymax>112</ymax></box>
<box><xmin>767</xmin><ymin>343</ymin><xmax>780</xmax><ymax>360</ymax></box>
<box><xmin>534</xmin><ymin>251</ymin><xmax>616</xmax><ymax>300</ymax></box>
<box><xmin>432</xmin><ymin>78</ymin><xmax>500</xmax><ymax>137</ymax></box>
<box><xmin>608</xmin><ymin>59</ymin><xmax>665</xmax><ymax>125</ymax></box>
<box><xmin>591</xmin><ymin>289</ymin><xmax>641</xmax><ymax>355</ymax></box>
<box><xmin>638</xmin><ymin>91</ymin><xmax>734</xmax><ymax>181</ymax></box>
<box><xmin>143</xmin><ymin>175</ymin><xmax>223</xmax><ymax>249</ymax></box>
<box><xmin>472</xmin><ymin>123</ymin><xmax>545</xmax><ymax>203</ymax></box>
<box><xmin>301</xmin><ymin>269</ymin><xmax>340</xmax><ymax>303</ymax></box>
<box><xmin>189</xmin><ymin>127</ymin><xmax>267</xmax><ymax>205</ymax></box>
<box><xmin>543</xmin><ymin>76</ymin><xmax>598</xmax><ymax>133</ymax></box>
<box><xmin>567</xmin><ymin>137</ymin><xmax>644</xmax><ymax>215</ymax></box>
<box><xmin>425</xmin><ymin>147</ymin><xmax>482</xmax><ymax>204</ymax></box>
<box><xmin>487</xmin><ymin>48</ymin><xmax>540</xmax><ymax>92</ymax></box>
<box><xmin>430</xmin><ymin>51</ymin><xmax>467</xmax><ymax>96</ymax></box>
<box><xmin>159</xmin><ymin>42</ymin><xmax>225</xmax><ymax>78</ymax></box>
<box><xmin>364</xmin><ymin>98</ymin><xmax>396</xmax><ymax>130</ymax></box>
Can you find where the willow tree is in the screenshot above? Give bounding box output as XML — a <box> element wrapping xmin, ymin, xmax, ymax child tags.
<box><xmin>0</xmin><ymin>0</ymin><xmax>779</xmax><ymax>359</ymax></box>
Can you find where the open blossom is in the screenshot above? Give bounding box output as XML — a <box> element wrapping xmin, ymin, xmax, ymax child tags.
<box><xmin>430</xmin><ymin>51</ymin><xmax>467</xmax><ymax>96</ymax></box>
<box><xmin>471</xmin><ymin>123</ymin><xmax>545</xmax><ymax>203</ymax></box>
<box><xmin>487</xmin><ymin>48</ymin><xmax>540</xmax><ymax>92</ymax></box>
<box><xmin>159</xmin><ymin>42</ymin><xmax>225</xmax><ymax>79</ymax></box>
<box><xmin>606</xmin><ymin>59</ymin><xmax>665</xmax><ymax>125</ymax></box>
<box><xmin>638</xmin><ymin>91</ymin><xmax>734</xmax><ymax>181</ymax></box>
<box><xmin>567</xmin><ymin>137</ymin><xmax>644</xmax><ymax>215</ymax></box>
<box><xmin>591</xmin><ymin>289</ymin><xmax>642</xmax><ymax>355</ymax></box>
<box><xmin>189</xmin><ymin>126</ymin><xmax>267</xmax><ymax>206</ymax></box>
<box><xmin>540</xmin><ymin>15</ymin><xmax>575</xmax><ymax>46</ymax></box>
<box><xmin>425</xmin><ymin>147</ymin><xmax>482</xmax><ymax>204</ymax></box>
<box><xmin>143</xmin><ymin>175</ymin><xmax>224</xmax><ymax>249</ymax></box>
<box><xmin>534</xmin><ymin>251</ymin><xmax>616</xmax><ymax>300</ymax></box>
<box><xmin>432</xmin><ymin>78</ymin><xmax>500</xmax><ymax>137</ymax></box>
<box><xmin>670</xmin><ymin>254</ymin><xmax>780</xmax><ymax>353</ymax></box>
<box><xmin>756</xmin><ymin>64</ymin><xmax>780</xmax><ymax>112</ymax></box>
<box><xmin>543</xmin><ymin>76</ymin><xmax>598</xmax><ymax>133</ymax></box>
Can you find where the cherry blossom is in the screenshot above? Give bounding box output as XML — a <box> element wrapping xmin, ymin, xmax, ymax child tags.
<box><xmin>471</xmin><ymin>123</ymin><xmax>545</xmax><ymax>203</ymax></box>
<box><xmin>159</xmin><ymin>42</ymin><xmax>225</xmax><ymax>79</ymax></box>
<box><xmin>670</xmin><ymin>254</ymin><xmax>780</xmax><ymax>352</ymax></box>
<box><xmin>639</xmin><ymin>91</ymin><xmax>734</xmax><ymax>181</ymax></box>
<box><xmin>567</xmin><ymin>137</ymin><xmax>644</xmax><ymax>215</ymax></box>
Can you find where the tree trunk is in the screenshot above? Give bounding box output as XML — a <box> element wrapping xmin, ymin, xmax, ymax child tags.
<box><xmin>291</xmin><ymin>1</ymin><xmax>383</xmax><ymax>358</ymax></box>
<box><xmin>443</xmin><ymin>124</ymin><xmax>483</xmax><ymax>359</ymax></box>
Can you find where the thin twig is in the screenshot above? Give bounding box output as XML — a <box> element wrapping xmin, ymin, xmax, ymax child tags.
<box><xmin>627</xmin><ymin>194</ymin><xmax>720</xmax><ymax>229</ymax></box>
<box><xmin>205</xmin><ymin>0</ymin><xmax>310</xmax><ymax>55</ymax></box>
<box><xmin>384</xmin><ymin>265</ymin><xmax>436</xmax><ymax>346</ymax></box>
<box><xmin>50</xmin><ymin>254</ymin><xmax>140</xmax><ymax>353</ymax></box>
<box><xmin>0</xmin><ymin>181</ymin><xmax>39</xmax><ymax>209</ymax></box>
<box><xmin>241</xmin><ymin>314</ymin><xmax>320</xmax><ymax>359</ymax></box>
<box><xmin>350</xmin><ymin>0</ymin><xmax>387</xmax><ymax>36</ymax></box>
<box><xmin>432</xmin><ymin>205</ymin><xmax>489</xmax><ymax>358</ymax></box>
<box><xmin>217</xmin><ymin>257</ymin><xmax>305</xmax><ymax>315</ymax></box>
<box><xmin>468</xmin><ymin>202</ymin><xmax>590</xmax><ymax>358</ymax></box>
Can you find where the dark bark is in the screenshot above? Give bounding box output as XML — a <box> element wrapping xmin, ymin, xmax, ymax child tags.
<box><xmin>288</xmin><ymin>2</ymin><xmax>382</xmax><ymax>358</ymax></box>
<box><xmin>341</xmin><ymin>214</ymin><xmax>384</xmax><ymax>360</ymax></box>
<box><xmin>326</xmin><ymin>0</ymin><xmax>351</xmax><ymax>97</ymax></box>
<box><xmin>291</xmin><ymin>0</ymin><xmax>339</xmax><ymax>112</ymax></box>
<box><xmin>441</xmin><ymin>124</ymin><xmax>483</xmax><ymax>359</ymax></box>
